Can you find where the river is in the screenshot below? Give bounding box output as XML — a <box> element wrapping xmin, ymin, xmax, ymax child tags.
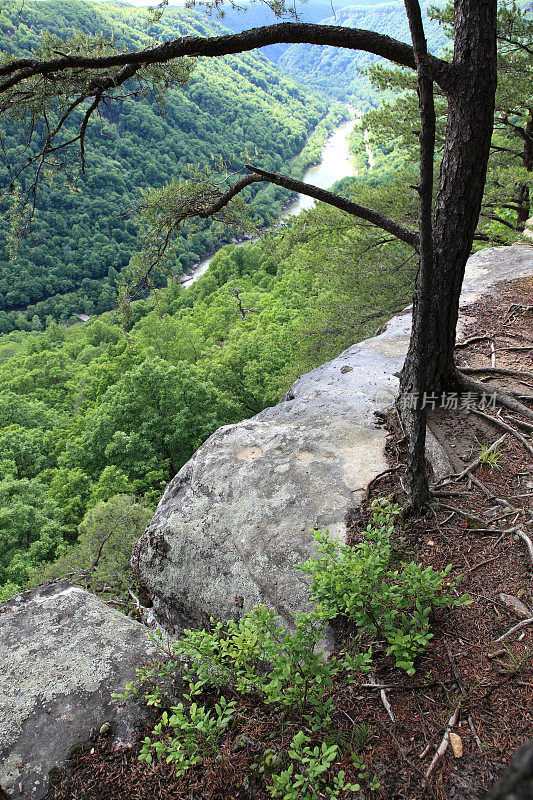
<box><xmin>180</xmin><ymin>115</ymin><xmax>357</xmax><ymax>287</ymax></box>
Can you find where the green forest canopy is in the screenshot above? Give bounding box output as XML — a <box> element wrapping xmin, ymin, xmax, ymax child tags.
<box><xmin>0</xmin><ymin>0</ymin><xmax>530</xmax><ymax>602</ymax></box>
<box><xmin>0</xmin><ymin>0</ymin><xmax>336</xmax><ymax>332</ymax></box>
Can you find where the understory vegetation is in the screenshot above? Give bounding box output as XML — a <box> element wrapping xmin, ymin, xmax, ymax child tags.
<box><xmin>113</xmin><ymin>501</ymin><xmax>465</xmax><ymax>799</ymax></box>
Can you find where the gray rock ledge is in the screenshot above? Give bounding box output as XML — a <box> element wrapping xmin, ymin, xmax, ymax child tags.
<box><xmin>0</xmin><ymin>581</ymin><xmax>156</xmax><ymax>800</ymax></box>
<box><xmin>132</xmin><ymin>245</ymin><xmax>533</xmax><ymax>630</ymax></box>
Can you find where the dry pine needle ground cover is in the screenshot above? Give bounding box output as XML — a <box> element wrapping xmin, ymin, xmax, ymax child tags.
<box><xmin>49</xmin><ymin>277</ymin><xmax>533</xmax><ymax>800</ymax></box>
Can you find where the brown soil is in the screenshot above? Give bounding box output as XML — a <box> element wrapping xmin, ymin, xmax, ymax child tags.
<box><xmin>49</xmin><ymin>278</ymin><xmax>533</xmax><ymax>800</ymax></box>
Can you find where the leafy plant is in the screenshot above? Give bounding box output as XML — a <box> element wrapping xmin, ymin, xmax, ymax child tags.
<box><xmin>139</xmin><ymin>686</ymin><xmax>237</xmax><ymax>774</ymax></box>
<box><xmin>165</xmin><ymin>605</ymin><xmax>372</xmax><ymax>727</ymax></box>
<box><xmin>27</xmin><ymin>494</ymin><xmax>152</xmax><ymax>602</ymax></box>
<box><xmin>296</xmin><ymin>500</ymin><xmax>469</xmax><ymax>674</ymax></box>
<box><xmin>269</xmin><ymin>731</ymin><xmax>362</xmax><ymax>800</ymax></box>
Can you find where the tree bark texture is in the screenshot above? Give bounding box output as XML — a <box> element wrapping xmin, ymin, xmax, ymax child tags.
<box><xmin>484</xmin><ymin>740</ymin><xmax>533</xmax><ymax>800</ymax></box>
<box><xmin>400</xmin><ymin>0</ymin><xmax>436</xmax><ymax>508</ymax></box>
<box><xmin>401</xmin><ymin>0</ymin><xmax>498</xmax><ymax>396</ymax></box>
<box><xmin>517</xmin><ymin>110</ymin><xmax>532</xmax><ymax>226</ymax></box>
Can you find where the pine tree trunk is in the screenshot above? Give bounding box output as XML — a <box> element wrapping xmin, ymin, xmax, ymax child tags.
<box><xmin>399</xmin><ymin>0</ymin><xmax>497</xmax><ymax>507</ymax></box>
<box><xmin>517</xmin><ymin>110</ymin><xmax>532</xmax><ymax>227</ymax></box>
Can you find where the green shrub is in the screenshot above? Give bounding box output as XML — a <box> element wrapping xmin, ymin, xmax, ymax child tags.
<box><xmin>139</xmin><ymin>686</ymin><xmax>237</xmax><ymax>774</ymax></box>
<box><xmin>0</xmin><ymin>581</ymin><xmax>20</xmax><ymax>602</ymax></box>
<box><xmin>296</xmin><ymin>500</ymin><xmax>469</xmax><ymax>674</ymax></box>
<box><xmin>269</xmin><ymin>731</ymin><xmax>363</xmax><ymax>800</ymax></box>
<box><xmin>115</xmin><ymin>499</ymin><xmax>465</xmax><ymax>792</ymax></box>
<box><xmin>27</xmin><ymin>494</ymin><xmax>152</xmax><ymax>600</ymax></box>
<box><xmin>126</xmin><ymin>606</ymin><xmax>371</xmax><ymax>729</ymax></box>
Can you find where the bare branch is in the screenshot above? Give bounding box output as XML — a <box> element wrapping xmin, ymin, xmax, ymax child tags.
<box><xmin>0</xmin><ymin>23</ymin><xmax>454</xmax><ymax>94</ymax></box>
<box><xmin>244</xmin><ymin>164</ymin><xmax>420</xmax><ymax>249</ymax></box>
<box><xmin>199</xmin><ymin>174</ymin><xmax>263</xmax><ymax>217</ymax></box>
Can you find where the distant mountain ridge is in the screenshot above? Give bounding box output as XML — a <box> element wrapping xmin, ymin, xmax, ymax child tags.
<box><xmin>277</xmin><ymin>2</ymin><xmax>447</xmax><ymax>105</ymax></box>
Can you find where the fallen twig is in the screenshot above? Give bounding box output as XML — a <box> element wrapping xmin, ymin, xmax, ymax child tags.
<box><xmin>468</xmin><ymin>715</ymin><xmax>484</xmax><ymax>754</ymax></box>
<box><xmin>467</xmin><ymin>554</ymin><xmax>503</xmax><ymax>572</ymax></box>
<box><xmin>499</xmin><ymin>345</ymin><xmax>533</xmax><ymax>352</ymax></box>
<box><xmin>433</xmin><ymin>490</ymin><xmax>470</xmax><ymax>497</ymax></box>
<box><xmin>419</xmin><ymin>742</ymin><xmax>432</xmax><ymax>759</ymax></box>
<box><xmin>377</xmin><ymin>723</ymin><xmax>438</xmax><ymax>800</ymax></box>
<box><xmin>467</xmin><ymin>524</ymin><xmax>521</xmax><ymax>536</ymax></box>
<box><xmin>512</xmin><ymin>393</ymin><xmax>533</xmax><ymax>402</ymax></box>
<box><xmin>507</xmin><ymin>303</ymin><xmax>533</xmax><ymax>316</ymax></box>
<box><xmin>515</xmin><ymin>526</ymin><xmax>533</xmax><ymax>567</ymax></box>
<box><xmin>496</xmin><ymin>617</ymin><xmax>533</xmax><ymax>642</ymax></box>
<box><xmin>380</xmin><ymin>688</ymin><xmax>395</xmax><ymax>722</ymax></box>
<box><xmin>470</xmin><ymin>408</ymin><xmax>533</xmax><ymax>458</ymax></box>
<box><xmin>436</xmin><ymin>434</ymin><xmax>507</xmax><ymax>485</ymax></box>
<box><xmin>443</xmin><ymin>640</ymin><xmax>464</xmax><ymax>693</ymax></box>
<box><xmin>424</xmin><ymin>707</ymin><xmax>460</xmax><ymax>779</ymax></box>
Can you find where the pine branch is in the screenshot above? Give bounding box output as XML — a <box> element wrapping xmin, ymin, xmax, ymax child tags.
<box><xmin>0</xmin><ymin>22</ymin><xmax>454</xmax><ymax>94</ymax></box>
<box><xmin>244</xmin><ymin>164</ymin><xmax>420</xmax><ymax>249</ymax></box>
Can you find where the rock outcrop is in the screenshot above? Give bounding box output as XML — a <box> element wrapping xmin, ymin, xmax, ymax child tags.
<box><xmin>133</xmin><ymin>245</ymin><xmax>533</xmax><ymax>630</ymax></box>
<box><xmin>0</xmin><ymin>581</ymin><xmax>156</xmax><ymax>800</ymax></box>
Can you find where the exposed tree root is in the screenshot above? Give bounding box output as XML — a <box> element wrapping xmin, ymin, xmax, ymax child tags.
<box><xmin>435</xmin><ymin>434</ymin><xmax>507</xmax><ymax>485</ymax></box>
<box><xmin>503</xmin><ymin>414</ymin><xmax>533</xmax><ymax>433</ymax></box>
<box><xmin>459</xmin><ymin>366</ymin><xmax>533</xmax><ymax>382</ymax></box>
<box><xmin>469</xmin><ymin>408</ymin><xmax>533</xmax><ymax>458</ymax></box>
<box><xmin>454</xmin><ymin>370</ymin><xmax>533</xmax><ymax>421</ymax></box>
<box><xmin>455</xmin><ymin>335</ymin><xmax>492</xmax><ymax>348</ymax></box>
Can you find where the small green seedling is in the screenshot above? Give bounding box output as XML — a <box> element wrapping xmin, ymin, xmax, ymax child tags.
<box><xmin>478</xmin><ymin>440</ymin><xmax>503</xmax><ymax>470</ymax></box>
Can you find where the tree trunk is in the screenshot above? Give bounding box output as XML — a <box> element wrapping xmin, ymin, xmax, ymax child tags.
<box><xmin>517</xmin><ymin>109</ymin><xmax>532</xmax><ymax>228</ymax></box>
<box><xmin>399</xmin><ymin>0</ymin><xmax>497</xmax><ymax>507</ymax></box>
<box><xmin>401</xmin><ymin>0</ymin><xmax>497</xmax><ymax>395</ymax></box>
<box><xmin>400</xmin><ymin>0</ymin><xmax>436</xmax><ymax>509</ymax></box>
<box><xmin>484</xmin><ymin>740</ymin><xmax>533</xmax><ymax>800</ymax></box>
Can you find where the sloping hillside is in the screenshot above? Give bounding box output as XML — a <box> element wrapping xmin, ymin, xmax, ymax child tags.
<box><xmin>0</xmin><ymin>0</ymin><xmax>328</xmax><ymax>331</ymax></box>
<box><xmin>278</xmin><ymin>2</ymin><xmax>447</xmax><ymax>105</ymax></box>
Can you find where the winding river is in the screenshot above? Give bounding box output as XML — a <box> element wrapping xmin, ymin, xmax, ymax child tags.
<box><xmin>180</xmin><ymin>115</ymin><xmax>357</xmax><ymax>287</ymax></box>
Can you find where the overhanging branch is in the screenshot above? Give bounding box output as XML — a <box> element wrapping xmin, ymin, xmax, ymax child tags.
<box><xmin>199</xmin><ymin>174</ymin><xmax>263</xmax><ymax>217</ymax></box>
<box><xmin>0</xmin><ymin>22</ymin><xmax>453</xmax><ymax>95</ymax></box>
<box><xmin>244</xmin><ymin>164</ymin><xmax>420</xmax><ymax>250</ymax></box>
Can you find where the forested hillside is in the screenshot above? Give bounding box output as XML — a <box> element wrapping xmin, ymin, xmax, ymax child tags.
<box><xmin>278</xmin><ymin>2</ymin><xmax>447</xmax><ymax>106</ymax></box>
<box><xmin>0</xmin><ymin>0</ymin><xmax>332</xmax><ymax>332</ymax></box>
<box><xmin>0</xmin><ymin>167</ymin><xmax>417</xmax><ymax>599</ymax></box>
<box><xmin>195</xmin><ymin>0</ymin><xmax>360</xmax><ymax>62</ymax></box>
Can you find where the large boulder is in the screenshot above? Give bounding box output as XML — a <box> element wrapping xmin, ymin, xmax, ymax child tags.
<box><xmin>131</xmin><ymin>332</ymin><xmax>404</xmax><ymax>629</ymax></box>
<box><xmin>133</xmin><ymin>245</ymin><xmax>533</xmax><ymax>631</ymax></box>
<box><xmin>0</xmin><ymin>581</ymin><xmax>156</xmax><ymax>800</ymax></box>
